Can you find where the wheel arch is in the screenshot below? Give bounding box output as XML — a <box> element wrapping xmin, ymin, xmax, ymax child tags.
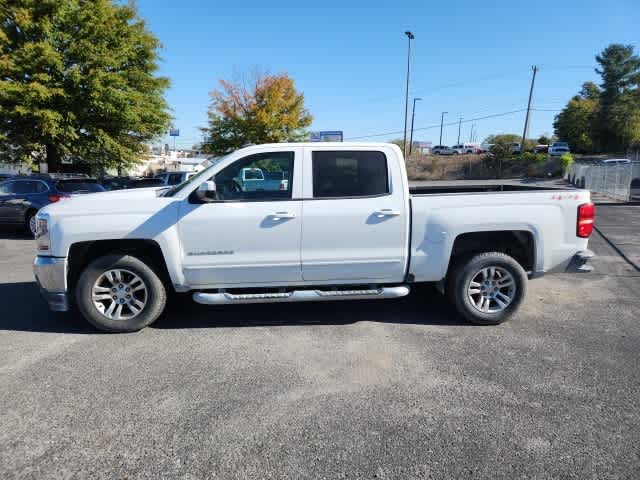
<box><xmin>68</xmin><ymin>239</ymin><xmax>174</xmax><ymax>293</ymax></box>
<box><xmin>447</xmin><ymin>230</ymin><xmax>536</xmax><ymax>275</ymax></box>
<box><xmin>24</xmin><ymin>206</ymin><xmax>38</xmax><ymax>219</ymax></box>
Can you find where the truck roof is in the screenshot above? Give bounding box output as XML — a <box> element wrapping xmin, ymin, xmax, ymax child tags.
<box><xmin>240</xmin><ymin>142</ymin><xmax>397</xmax><ymax>149</ymax></box>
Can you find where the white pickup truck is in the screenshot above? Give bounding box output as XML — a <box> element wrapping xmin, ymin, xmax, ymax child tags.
<box><xmin>33</xmin><ymin>143</ymin><xmax>595</xmax><ymax>332</ymax></box>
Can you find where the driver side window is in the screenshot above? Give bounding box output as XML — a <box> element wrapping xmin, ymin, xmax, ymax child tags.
<box><xmin>213</xmin><ymin>151</ymin><xmax>294</xmax><ymax>201</ymax></box>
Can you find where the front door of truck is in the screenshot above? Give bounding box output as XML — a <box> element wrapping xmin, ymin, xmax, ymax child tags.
<box><xmin>300</xmin><ymin>147</ymin><xmax>409</xmax><ymax>282</ymax></box>
<box><xmin>178</xmin><ymin>149</ymin><xmax>303</xmax><ymax>287</ymax></box>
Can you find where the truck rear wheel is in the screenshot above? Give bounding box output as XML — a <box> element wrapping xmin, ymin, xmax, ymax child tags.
<box><xmin>75</xmin><ymin>254</ymin><xmax>166</xmax><ymax>332</ymax></box>
<box><xmin>448</xmin><ymin>252</ymin><xmax>527</xmax><ymax>325</ymax></box>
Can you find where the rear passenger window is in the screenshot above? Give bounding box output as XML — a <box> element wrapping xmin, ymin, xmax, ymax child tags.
<box><xmin>312</xmin><ymin>151</ymin><xmax>389</xmax><ymax>198</ymax></box>
<box><xmin>12</xmin><ymin>181</ymin><xmax>39</xmax><ymax>194</ymax></box>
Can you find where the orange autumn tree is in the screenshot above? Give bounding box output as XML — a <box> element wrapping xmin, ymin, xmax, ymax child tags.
<box><xmin>202</xmin><ymin>70</ymin><xmax>313</xmax><ymax>154</ymax></box>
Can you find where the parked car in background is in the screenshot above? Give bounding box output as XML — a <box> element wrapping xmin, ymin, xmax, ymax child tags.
<box><xmin>101</xmin><ymin>176</ymin><xmax>165</xmax><ymax>191</ymax></box>
<box><xmin>431</xmin><ymin>145</ymin><xmax>455</xmax><ymax>155</ymax></box>
<box><xmin>599</xmin><ymin>159</ymin><xmax>631</xmax><ymax>165</ymax></box>
<box><xmin>549</xmin><ymin>142</ymin><xmax>571</xmax><ymax>156</ymax></box>
<box><xmin>0</xmin><ymin>175</ymin><xmax>104</xmax><ymax>234</ymax></box>
<box><xmin>451</xmin><ymin>144</ymin><xmax>477</xmax><ymax>154</ymax></box>
<box><xmin>534</xmin><ymin>144</ymin><xmax>549</xmax><ymax>154</ymax></box>
<box><xmin>0</xmin><ymin>173</ymin><xmax>15</xmax><ymax>182</ymax></box>
<box><xmin>511</xmin><ymin>143</ymin><xmax>522</xmax><ymax>154</ymax></box>
<box><xmin>479</xmin><ymin>143</ymin><xmax>494</xmax><ymax>153</ymax></box>
<box><xmin>155</xmin><ymin>171</ymin><xmax>198</xmax><ymax>186</ymax></box>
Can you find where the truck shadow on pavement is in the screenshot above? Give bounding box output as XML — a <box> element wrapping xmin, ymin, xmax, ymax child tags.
<box><xmin>0</xmin><ymin>282</ymin><xmax>467</xmax><ymax>334</ymax></box>
<box><xmin>0</xmin><ymin>282</ymin><xmax>92</xmax><ymax>333</ymax></box>
<box><xmin>155</xmin><ymin>283</ymin><xmax>468</xmax><ymax>329</ymax></box>
<box><xmin>0</xmin><ymin>230</ymin><xmax>31</xmax><ymax>240</ymax></box>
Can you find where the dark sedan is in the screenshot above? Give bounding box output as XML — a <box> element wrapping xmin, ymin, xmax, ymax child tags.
<box><xmin>100</xmin><ymin>176</ymin><xmax>165</xmax><ymax>191</ymax></box>
<box><xmin>0</xmin><ymin>176</ymin><xmax>105</xmax><ymax>235</ymax></box>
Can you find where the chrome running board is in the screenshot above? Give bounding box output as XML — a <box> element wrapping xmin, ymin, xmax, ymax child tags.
<box><xmin>192</xmin><ymin>285</ymin><xmax>410</xmax><ymax>305</ymax></box>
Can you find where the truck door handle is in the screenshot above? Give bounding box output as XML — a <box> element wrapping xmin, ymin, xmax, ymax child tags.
<box><xmin>374</xmin><ymin>209</ymin><xmax>401</xmax><ymax>218</ymax></box>
<box><xmin>270</xmin><ymin>211</ymin><xmax>296</xmax><ymax>220</ymax></box>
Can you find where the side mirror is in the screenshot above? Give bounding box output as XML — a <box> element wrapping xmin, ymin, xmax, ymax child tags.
<box><xmin>196</xmin><ymin>180</ymin><xmax>217</xmax><ymax>202</ymax></box>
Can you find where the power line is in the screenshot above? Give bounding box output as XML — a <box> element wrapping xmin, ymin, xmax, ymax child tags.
<box><xmin>342</xmin><ymin>65</ymin><xmax>590</xmax><ymax>112</ymax></box>
<box><xmin>539</xmin><ymin>64</ymin><xmax>594</xmax><ymax>70</ymax></box>
<box><xmin>344</xmin><ymin>69</ymin><xmax>531</xmax><ymax>107</ymax></box>
<box><xmin>410</xmin><ymin>70</ymin><xmax>529</xmax><ymax>98</ymax></box>
<box><xmin>346</xmin><ymin>109</ymin><xmax>526</xmax><ymax>140</ymax></box>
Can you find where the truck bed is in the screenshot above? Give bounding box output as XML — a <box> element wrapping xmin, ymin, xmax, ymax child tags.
<box><xmin>409</xmin><ymin>180</ymin><xmax>575</xmax><ymax>196</ymax></box>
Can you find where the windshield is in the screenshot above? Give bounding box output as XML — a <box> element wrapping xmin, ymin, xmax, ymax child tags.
<box><xmin>162</xmin><ymin>155</ymin><xmax>229</xmax><ymax>197</ymax></box>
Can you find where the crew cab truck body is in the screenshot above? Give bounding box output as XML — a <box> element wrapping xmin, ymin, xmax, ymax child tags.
<box><xmin>33</xmin><ymin>143</ymin><xmax>595</xmax><ymax>332</ymax></box>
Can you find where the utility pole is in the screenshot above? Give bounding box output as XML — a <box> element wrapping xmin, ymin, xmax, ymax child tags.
<box><xmin>469</xmin><ymin>123</ymin><xmax>475</xmax><ymax>143</ymax></box>
<box><xmin>402</xmin><ymin>31</ymin><xmax>415</xmax><ymax>159</ymax></box>
<box><xmin>521</xmin><ymin>65</ymin><xmax>538</xmax><ymax>152</ymax></box>
<box><xmin>409</xmin><ymin>97</ymin><xmax>421</xmax><ymax>154</ymax></box>
<box><xmin>457</xmin><ymin>117</ymin><xmax>462</xmax><ymax>144</ymax></box>
<box><xmin>439</xmin><ymin>111</ymin><xmax>447</xmax><ymax>146</ymax></box>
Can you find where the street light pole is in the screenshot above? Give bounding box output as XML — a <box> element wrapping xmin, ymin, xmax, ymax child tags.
<box><xmin>409</xmin><ymin>97</ymin><xmax>421</xmax><ymax>155</ymax></box>
<box><xmin>439</xmin><ymin>111</ymin><xmax>447</xmax><ymax>146</ymax></box>
<box><xmin>402</xmin><ymin>31</ymin><xmax>415</xmax><ymax>159</ymax></box>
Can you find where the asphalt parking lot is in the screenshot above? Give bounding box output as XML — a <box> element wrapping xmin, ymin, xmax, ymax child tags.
<box><xmin>1</xmin><ymin>206</ymin><xmax>639</xmax><ymax>479</ymax></box>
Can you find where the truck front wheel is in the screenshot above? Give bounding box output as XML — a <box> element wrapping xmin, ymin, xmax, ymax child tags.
<box><xmin>448</xmin><ymin>252</ymin><xmax>527</xmax><ymax>325</ymax></box>
<box><xmin>76</xmin><ymin>254</ymin><xmax>167</xmax><ymax>332</ymax></box>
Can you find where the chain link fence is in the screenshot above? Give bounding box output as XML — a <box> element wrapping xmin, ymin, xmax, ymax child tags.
<box><xmin>566</xmin><ymin>156</ymin><xmax>640</xmax><ymax>202</ymax></box>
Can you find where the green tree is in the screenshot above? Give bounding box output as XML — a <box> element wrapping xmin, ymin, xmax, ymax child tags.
<box><xmin>536</xmin><ymin>135</ymin><xmax>552</xmax><ymax>145</ymax></box>
<box><xmin>202</xmin><ymin>70</ymin><xmax>312</xmax><ymax>155</ymax></box>
<box><xmin>483</xmin><ymin>133</ymin><xmax>536</xmax><ymax>152</ymax></box>
<box><xmin>580</xmin><ymin>81</ymin><xmax>601</xmax><ymax>101</ymax></box>
<box><xmin>609</xmin><ymin>89</ymin><xmax>640</xmax><ymax>149</ymax></box>
<box><xmin>0</xmin><ymin>0</ymin><xmax>171</xmax><ymax>173</ymax></box>
<box><xmin>594</xmin><ymin>44</ymin><xmax>640</xmax><ymax>150</ymax></box>
<box><xmin>553</xmin><ymin>83</ymin><xmax>599</xmax><ymax>153</ymax></box>
<box><xmin>483</xmin><ymin>133</ymin><xmax>521</xmax><ymax>145</ymax></box>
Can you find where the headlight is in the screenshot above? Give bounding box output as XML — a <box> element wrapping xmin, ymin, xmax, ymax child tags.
<box><xmin>35</xmin><ymin>213</ymin><xmax>51</xmax><ymax>252</ymax></box>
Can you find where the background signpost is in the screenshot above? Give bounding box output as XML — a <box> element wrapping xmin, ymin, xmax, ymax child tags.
<box><xmin>169</xmin><ymin>128</ymin><xmax>180</xmax><ymax>151</ymax></box>
<box><xmin>310</xmin><ymin>131</ymin><xmax>343</xmax><ymax>142</ymax></box>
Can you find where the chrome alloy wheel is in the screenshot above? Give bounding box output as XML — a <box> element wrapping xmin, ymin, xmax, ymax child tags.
<box><xmin>29</xmin><ymin>215</ymin><xmax>37</xmax><ymax>236</ymax></box>
<box><xmin>467</xmin><ymin>266</ymin><xmax>516</xmax><ymax>313</ymax></box>
<box><xmin>92</xmin><ymin>269</ymin><xmax>148</xmax><ymax>320</ymax></box>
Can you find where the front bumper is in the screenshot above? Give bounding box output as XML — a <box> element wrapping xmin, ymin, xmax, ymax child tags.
<box><xmin>33</xmin><ymin>256</ymin><xmax>70</xmax><ymax>312</ymax></box>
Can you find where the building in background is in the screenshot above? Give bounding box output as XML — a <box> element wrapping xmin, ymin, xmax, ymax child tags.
<box><xmin>128</xmin><ymin>149</ymin><xmax>210</xmax><ymax>177</ymax></box>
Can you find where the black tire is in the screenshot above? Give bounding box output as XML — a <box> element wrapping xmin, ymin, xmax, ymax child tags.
<box><xmin>25</xmin><ymin>209</ymin><xmax>37</xmax><ymax>236</ymax></box>
<box><xmin>75</xmin><ymin>254</ymin><xmax>167</xmax><ymax>332</ymax></box>
<box><xmin>447</xmin><ymin>252</ymin><xmax>527</xmax><ymax>325</ymax></box>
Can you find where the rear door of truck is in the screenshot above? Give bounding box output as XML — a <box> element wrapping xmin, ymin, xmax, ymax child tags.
<box><xmin>300</xmin><ymin>146</ymin><xmax>410</xmax><ymax>282</ymax></box>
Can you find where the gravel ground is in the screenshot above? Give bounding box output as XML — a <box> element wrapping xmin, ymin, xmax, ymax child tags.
<box><xmin>0</xmin><ymin>207</ymin><xmax>639</xmax><ymax>479</ymax></box>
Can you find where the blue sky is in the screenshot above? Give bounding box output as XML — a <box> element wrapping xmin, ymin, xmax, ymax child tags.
<box><xmin>135</xmin><ymin>0</ymin><xmax>639</xmax><ymax>149</ymax></box>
